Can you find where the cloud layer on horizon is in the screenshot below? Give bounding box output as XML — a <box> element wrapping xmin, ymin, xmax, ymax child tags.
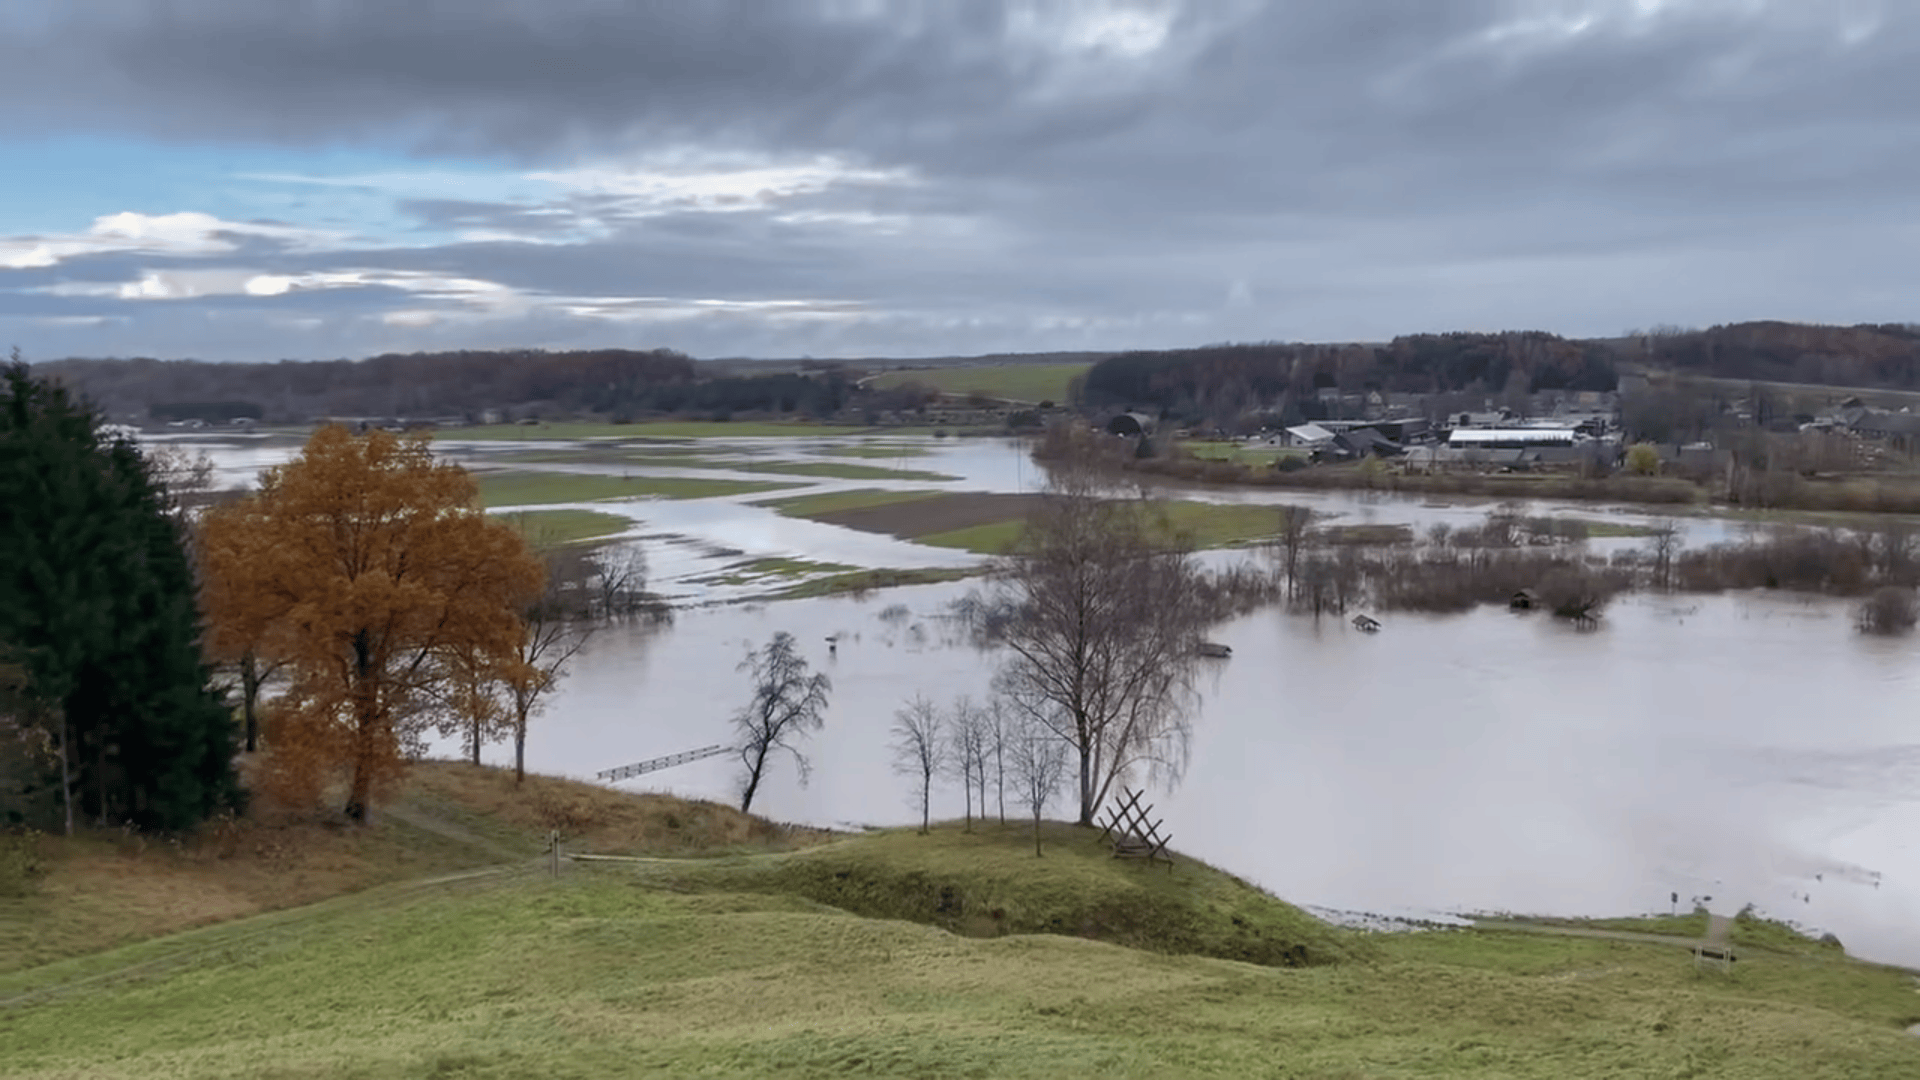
<box><xmin>1</xmin><ymin>0</ymin><xmax>1914</xmax><ymax>361</ymax></box>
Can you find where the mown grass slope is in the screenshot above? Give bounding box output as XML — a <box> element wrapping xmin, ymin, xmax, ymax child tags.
<box><xmin>9</xmin><ymin>865</ymin><xmax>1919</xmax><ymax>1079</ymax></box>
<box><xmin>7</xmin><ymin>765</ymin><xmax>1920</xmax><ymax>1078</ymax></box>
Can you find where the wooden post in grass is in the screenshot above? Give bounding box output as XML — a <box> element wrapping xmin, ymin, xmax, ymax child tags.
<box><xmin>549</xmin><ymin>829</ymin><xmax>560</xmax><ymax>879</ymax></box>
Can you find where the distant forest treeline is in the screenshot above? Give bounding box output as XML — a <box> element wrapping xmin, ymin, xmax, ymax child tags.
<box><xmin>1079</xmin><ymin>332</ymin><xmax>1618</xmax><ymax>417</ymax></box>
<box><xmin>30</xmin><ymin>321</ymin><xmax>1920</xmax><ymax>426</ymax></box>
<box><xmin>1079</xmin><ymin>321</ymin><xmax>1920</xmax><ymax>420</ymax></box>
<box><xmin>35</xmin><ymin>349</ymin><xmax>856</xmax><ymax>423</ymax></box>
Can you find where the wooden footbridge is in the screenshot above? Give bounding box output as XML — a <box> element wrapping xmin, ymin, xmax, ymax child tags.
<box><xmin>596</xmin><ymin>744</ymin><xmax>732</xmax><ymax>783</ymax></box>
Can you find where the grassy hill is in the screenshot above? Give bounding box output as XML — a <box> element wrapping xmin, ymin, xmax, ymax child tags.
<box><xmin>5</xmin><ymin>764</ymin><xmax>1919</xmax><ymax>1077</ymax></box>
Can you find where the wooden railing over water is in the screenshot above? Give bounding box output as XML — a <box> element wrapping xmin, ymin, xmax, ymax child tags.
<box><xmin>596</xmin><ymin>744</ymin><xmax>732</xmax><ymax>783</ymax></box>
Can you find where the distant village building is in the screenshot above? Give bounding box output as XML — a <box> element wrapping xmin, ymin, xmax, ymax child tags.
<box><xmin>1444</xmin><ymin>428</ymin><xmax>1582</xmax><ymax>450</ymax></box>
<box><xmin>1283</xmin><ymin>422</ymin><xmax>1335</xmax><ymax>449</ymax></box>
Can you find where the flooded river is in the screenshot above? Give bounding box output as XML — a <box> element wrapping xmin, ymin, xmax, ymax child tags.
<box><xmin>174</xmin><ymin>430</ymin><xmax>1920</xmax><ymax>966</ymax></box>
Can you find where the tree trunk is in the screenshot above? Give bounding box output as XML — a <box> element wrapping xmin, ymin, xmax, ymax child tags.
<box><xmin>995</xmin><ymin>746</ymin><xmax>1006</xmax><ymax>823</ymax></box>
<box><xmin>961</xmin><ymin>762</ymin><xmax>972</xmax><ymax>831</ymax></box>
<box><xmin>94</xmin><ymin>728</ymin><xmax>108</xmax><ymax>826</ymax></box>
<box><xmin>739</xmin><ymin>744</ymin><xmax>769</xmax><ymax>813</ymax></box>
<box><xmin>1076</xmin><ymin>742</ymin><xmax>1094</xmax><ymax>826</ymax></box>
<box><xmin>345</xmin><ymin>637</ymin><xmax>375</xmax><ymax>822</ymax></box>
<box><xmin>1033</xmin><ymin>809</ymin><xmax>1042</xmax><ymax>857</ymax></box>
<box><xmin>57</xmin><ymin>712</ymin><xmax>74</xmax><ymax>837</ymax></box>
<box><xmin>920</xmin><ymin>772</ymin><xmax>930</xmax><ymax>834</ymax></box>
<box><xmin>469</xmin><ymin>713</ymin><xmax>481</xmax><ymax>765</ymax></box>
<box><xmin>514</xmin><ymin>713</ymin><xmax>528</xmax><ymax>786</ymax></box>
<box><xmin>240</xmin><ymin>652</ymin><xmax>261</xmax><ymax>753</ymax></box>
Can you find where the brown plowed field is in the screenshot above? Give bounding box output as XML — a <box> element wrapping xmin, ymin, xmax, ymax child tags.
<box><xmin>809</xmin><ymin>491</ymin><xmax>1040</xmax><ymax>538</ymax></box>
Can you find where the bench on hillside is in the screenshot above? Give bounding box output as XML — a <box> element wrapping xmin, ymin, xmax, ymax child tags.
<box><xmin>1692</xmin><ymin>942</ymin><xmax>1736</xmax><ymax>973</ymax></box>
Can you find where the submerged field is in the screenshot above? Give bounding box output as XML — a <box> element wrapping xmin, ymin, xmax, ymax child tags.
<box><xmin>474</xmin><ymin>470</ymin><xmax>803</xmax><ymax>507</ymax></box>
<box><xmin>7</xmin><ymin>763</ymin><xmax>1917</xmax><ymax>1078</ymax></box>
<box><xmin>762</xmin><ymin>488</ymin><xmax>1293</xmax><ymax>554</ymax></box>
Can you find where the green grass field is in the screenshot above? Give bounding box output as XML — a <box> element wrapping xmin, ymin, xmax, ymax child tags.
<box><xmin>1181</xmin><ymin>441</ymin><xmax>1310</xmax><ymax>468</ymax></box>
<box><xmin>493</xmin><ymin>508</ymin><xmax>633</xmax><ymax>546</ymax></box>
<box><xmin>869</xmin><ymin>362</ymin><xmax>1090</xmax><ymax>404</ymax></box>
<box><xmin>8</xmin><ymin>812</ymin><xmax>1918</xmax><ymax>1078</ymax></box>
<box><xmin>729</xmin><ymin>460</ymin><xmax>959</xmax><ymax>482</ymax></box>
<box><xmin>816</xmin><ymin>444</ymin><xmax>933</xmax><ymax>459</ymax></box>
<box><xmin>475</xmin><ymin>470</ymin><xmax>801</xmax><ymax>507</ymax></box>
<box><xmin>918</xmin><ymin>500</ymin><xmax>1288</xmax><ymax>555</ymax></box>
<box><xmin>920</xmin><ymin>519</ymin><xmax>1027</xmax><ymax>553</ymax></box>
<box><xmin>490</xmin><ymin>447</ymin><xmax>955</xmax><ymax>482</ymax></box>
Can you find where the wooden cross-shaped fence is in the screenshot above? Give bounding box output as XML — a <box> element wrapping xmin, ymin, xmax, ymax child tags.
<box><xmin>1098</xmin><ymin>788</ymin><xmax>1174</xmax><ymax>872</ymax></box>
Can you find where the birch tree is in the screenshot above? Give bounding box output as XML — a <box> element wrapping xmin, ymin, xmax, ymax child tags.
<box><xmin>731</xmin><ymin>632</ymin><xmax>831</xmax><ymax>814</ymax></box>
<box><xmin>979</xmin><ymin>433</ymin><xmax>1208</xmax><ymax>825</ymax></box>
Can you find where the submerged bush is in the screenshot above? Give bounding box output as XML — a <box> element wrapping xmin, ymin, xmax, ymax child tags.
<box><xmin>1857</xmin><ymin>586</ymin><xmax>1918</xmax><ymax>635</ymax></box>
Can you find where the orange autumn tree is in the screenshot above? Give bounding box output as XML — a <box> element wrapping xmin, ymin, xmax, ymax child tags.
<box><xmin>200</xmin><ymin>425</ymin><xmax>542</xmax><ymax>820</ymax></box>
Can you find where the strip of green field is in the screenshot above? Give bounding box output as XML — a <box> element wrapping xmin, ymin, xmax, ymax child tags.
<box><xmin>731</xmin><ymin>460</ymin><xmax>959</xmax><ymax>482</ymax></box>
<box><xmin>7</xmin><ymin>824</ymin><xmax>1914</xmax><ymax>1079</ymax></box>
<box><xmin>490</xmin><ymin>449</ymin><xmax>955</xmax><ymax>482</ymax></box>
<box><xmin>475</xmin><ymin>470</ymin><xmax>801</xmax><ymax>507</ymax></box>
<box><xmin>754</xmin><ymin>487</ymin><xmax>947</xmax><ymax>516</ymax></box>
<box><xmin>493</xmin><ymin>509</ymin><xmax>633</xmax><ymax>546</ymax></box>
<box><xmin>918</xmin><ymin>500</ymin><xmax>1287</xmax><ymax>554</ymax></box>
<box><xmin>869</xmin><ymin>362</ymin><xmax>1089</xmax><ymax>404</ymax></box>
<box><xmin>816</xmin><ymin>444</ymin><xmax>932</xmax><ymax>459</ymax></box>
<box><xmin>919</xmin><ymin>520</ymin><xmax>1026</xmax><ymax>553</ymax></box>
<box><xmin>442</xmin><ymin>420</ymin><xmax>881</xmax><ymax>441</ymax></box>
<box><xmin>1181</xmin><ymin>441</ymin><xmax>1310</xmax><ymax>467</ymax></box>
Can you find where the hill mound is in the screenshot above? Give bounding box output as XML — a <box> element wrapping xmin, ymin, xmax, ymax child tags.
<box><xmin>672</xmin><ymin>820</ymin><xmax>1362</xmax><ymax>968</ymax></box>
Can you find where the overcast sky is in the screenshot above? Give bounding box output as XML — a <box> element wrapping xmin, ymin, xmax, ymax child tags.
<box><xmin>0</xmin><ymin>0</ymin><xmax>1912</xmax><ymax>362</ymax></box>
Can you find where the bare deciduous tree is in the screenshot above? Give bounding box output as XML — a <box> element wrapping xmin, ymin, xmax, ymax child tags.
<box><xmin>732</xmin><ymin>632</ymin><xmax>831</xmax><ymax>814</ymax></box>
<box><xmin>890</xmin><ymin>695</ymin><xmax>944</xmax><ymax>834</ymax></box>
<box><xmin>1008</xmin><ymin>713</ymin><xmax>1070</xmax><ymax>856</ymax></box>
<box><xmin>947</xmin><ymin>696</ymin><xmax>989</xmax><ymax>831</ymax></box>
<box><xmin>590</xmin><ymin>547</ymin><xmax>663</xmax><ymax>620</ymax></box>
<box><xmin>1271</xmin><ymin>504</ymin><xmax>1315</xmax><ymax>601</ymax></box>
<box><xmin>984</xmin><ymin>696</ymin><xmax>1010</xmax><ymax>823</ymax></box>
<box><xmin>500</xmin><ymin>552</ymin><xmax>597</xmax><ymax>784</ymax></box>
<box><xmin>979</xmin><ymin>444</ymin><xmax>1208</xmax><ymax>826</ymax></box>
<box><xmin>1648</xmin><ymin>519</ymin><xmax>1678</xmax><ymax>591</ymax></box>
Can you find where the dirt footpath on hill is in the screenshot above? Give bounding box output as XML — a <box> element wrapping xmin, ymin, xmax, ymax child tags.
<box><xmin>809</xmin><ymin>492</ymin><xmax>1041</xmax><ymax>538</ymax></box>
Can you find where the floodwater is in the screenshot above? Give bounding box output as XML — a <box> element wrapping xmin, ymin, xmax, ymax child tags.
<box><xmin>170</xmin><ymin>430</ymin><xmax>1762</xmax><ymax>601</ymax></box>
<box><xmin>173</xmin><ymin>431</ymin><xmax>1920</xmax><ymax>966</ymax></box>
<box><xmin>476</xmin><ymin>582</ymin><xmax>1920</xmax><ymax>967</ymax></box>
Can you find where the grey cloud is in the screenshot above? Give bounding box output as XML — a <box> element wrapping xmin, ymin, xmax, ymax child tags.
<box><xmin>396</xmin><ymin>198</ymin><xmax>586</xmax><ymax>236</ymax></box>
<box><xmin>6</xmin><ymin>1</ymin><xmax>1920</xmax><ymax>361</ymax></box>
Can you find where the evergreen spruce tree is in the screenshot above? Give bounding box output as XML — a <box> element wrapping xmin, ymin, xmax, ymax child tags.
<box><xmin>0</xmin><ymin>356</ymin><xmax>238</xmax><ymax>832</ymax></box>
